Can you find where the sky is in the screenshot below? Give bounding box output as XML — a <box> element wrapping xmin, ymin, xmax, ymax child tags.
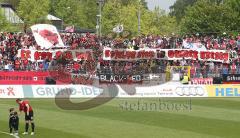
<box><xmin>147</xmin><ymin>0</ymin><xmax>176</xmax><ymax>12</ymax></box>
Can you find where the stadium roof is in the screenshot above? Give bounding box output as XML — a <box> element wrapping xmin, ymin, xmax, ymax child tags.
<box><xmin>0</xmin><ymin>3</ymin><xmax>24</xmax><ymax>24</ymax></box>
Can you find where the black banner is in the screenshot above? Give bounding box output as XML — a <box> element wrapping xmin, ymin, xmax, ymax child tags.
<box><xmin>98</xmin><ymin>74</ymin><xmax>142</xmax><ymax>84</ymax></box>
<box><xmin>222</xmin><ymin>74</ymin><xmax>240</xmax><ymax>83</ymax></box>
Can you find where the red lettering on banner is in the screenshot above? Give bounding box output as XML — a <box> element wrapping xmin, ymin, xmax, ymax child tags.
<box><xmin>34</xmin><ymin>51</ymin><xmax>52</xmax><ymax>60</ymax></box>
<box><xmin>115</xmin><ymin>50</ymin><xmax>125</xmax><ymax>59</ymax></box>
<box><xmin>185</xmin><ymin>50</ymin><xmax>190</xmax><ymax>58</ymax></box>
<box><xmin>21</xmin><ymin>50</ymin><xmax>31</xmax><ymax>59</ymax></box>
<box><xmin>55</xmin><ymin>51</ymin><xmax>62</xmax><ymax>59</ymax></box>
<box><xmin>149</xmin><ymin>51</ymin><xmax>155</xmax><ymax>58</ymax></box>
<box><xmin>142</xmin><ymin>51</ymin><xmax>147</xmax><ymax>58</ymax></box>
<box><xmin>223</xmin><ymin>53</ymin><xmax>229</xmax><ymax>61</ymax></box>
<box><xmin>137</xmin><ymin>51</ymin><xmax>142</xmax><ymax>58</ymax></box>
<box><xmin>76</xmin><ymin>52</ymin><xmax>86</xmax><ymax>60</ymax></box>
<box><xmin>144</xmin><ymin>51</ymin><xmax>147</xmax><ymax>58</ymax></box>
<box><xmin>200</xmin><ymin>52</ymin><xmax>205</xmax><ymax>59</ymax></box>
<box><xmin>34</xmin><ymin>51</ymin><xmax>40</xmax><ymax>60</ymax></box>
<box><xmin>180</xmin><ymin>50</ymin><xmax>186</xmax><ymax>57</ymax></box>
<box><xmin>126</xmin><ymin>51</ymin><xmax>136</xmax><ymax>59</ymax></box>
<box><xmin>110</xmin><ymin>50</ymin><xmax>115</xmax><ymax>58</ymax></box>
<box><xmin>63</xmin><ymin>51</ymin><xmax>73</xmax><ymax>60</ymax></box>
<box><xmin>168</xmin><ymin>50</ymin><xmax>199</xmax><ymax>59</ymax></box>
<box><xmin>206</xmin><ymin>52</ymin><xmax>211</xmax><ymax>59</ymax></box>
<box><xmin>220</xmin><ymin>52</ymin><xmax>225</xmax><ymax>60</ymax></box>
<box><xmin>168</xmin><ymin>50</ymin><xmax>174</xmax><ymax>58</ymax></box>
<box><xmin>42</xmin><ymin>52</ymin><xmax>47</xmax><ymax>59</ymax></box>
<box><xmin>211</xmin><ymin>52</ymin><xmax>215</xmax><ymax>59</ymax></box>
<box><xmin>215</xmin><ymin>52</ymin><xmax>219</xmax><ymax>60</ymax></box>
<box><xmin>193</xmin><ymin>51</ymin><xmax>198</xmax><ymax>59</ymax></box>
<box><xmin>105</xmin><ymin>50</ymin><xmax>111</xmax><ymax>58</ymax></box>
<box><xmin>102</xmin><ymin>49</ymin><xmax>229</xmax><ymax>62</ymax></box>
<box><xmin>174</xmin><ymin>50</ymin><xmax>180</xmax><ymax>58</ymax></box>
<box><xmin>0</xmin><ymin>71</ymin><xmax>74</xmax><ymax>84</ymax></box>
<box><xmin>191</xmin><ymin>78</ymin><xmax>213</xmax><ymax>85</ymax></box>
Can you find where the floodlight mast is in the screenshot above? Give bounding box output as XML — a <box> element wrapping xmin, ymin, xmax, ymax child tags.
<box><xmin>96</xmin><ymin>0</ymin><xmax>104</xmax><ymax>39</ymax></box>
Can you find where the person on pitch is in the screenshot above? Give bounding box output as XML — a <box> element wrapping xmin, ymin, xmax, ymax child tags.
<box><xmin>16</xmin><ymin>99</ymin><xmax>35</xmax><ymax>135</ymax></box>
<box><xmin>9</xmin><ymin>108</ymin><xmax>19</xmax><ymax>136</ymax></box>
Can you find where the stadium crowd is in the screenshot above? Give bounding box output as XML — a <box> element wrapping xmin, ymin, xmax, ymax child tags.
<box><xmin>0</xmin><ymin>32</ymin><xmax>240</xmax><ymax>79</ymax></box>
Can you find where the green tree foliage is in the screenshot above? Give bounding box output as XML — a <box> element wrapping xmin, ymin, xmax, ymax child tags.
<box><xmin>169</xmin><ymin>0</ymin><xmax>197</xmax><ymax>23</ymax></box>
<box><xmin>81</xmin><ymin>0</ymin><xmax>98</xmax><ymax>29</ymax></box>
<box><xmin>102</xmin><ymin>0</ymin><xmax>122</xmax><ymax>35</ymax></box>
<box><xmin>226</xmin><ymin>0</ymin><xmax>240</xmax><ymax>15</ymax></box>
<box><xmin>170</xmin><ymin>0</ymin><xmax>226</xmax><ymax>23</ymax></box>
<box><xmin>0</xmin><ymin>9</ymin><xmax>10</xmax><ymax>31</ymax></box>
<box><xmin>51</xmin><ymin>0</ymin><xmax>85</xmax><ymax>27</ymax></box>
<box><xmin>102</xmin><ymin>0</ymin><xmax>177</xmax><ymax>37</ymax></box>
<box><xmin>17</xmin><ymin>0</ymin><xmax>50</xmax><ymax>29</ymax></box>
<box><xmin>51</xmin><ymin>0</ymin><xmax>98</xmax><ymax>29</ymax></box>
<box><xmin>142</xmin><ymin>7</ymin><xmax>178</xmax><ymax>35</ymax></box>
<box><xmin>180</xmin><ymin>0</ymin><xmax>239</xmax><ymax>34</ymax></box>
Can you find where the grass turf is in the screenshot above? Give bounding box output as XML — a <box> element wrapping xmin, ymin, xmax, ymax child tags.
<box><xmin>0</xmin><ymin>98</ymin><xmax>240</xmax><ymax>138</ymax></box>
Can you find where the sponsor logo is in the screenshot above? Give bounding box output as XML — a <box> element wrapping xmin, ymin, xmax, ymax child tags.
<box><xmin>215</xmin><ymin>88</ymin><xmax>240</xmax><ymax>97</ymax></box>
<box><xmin>0</xmin><ymin>87</ymin><xmax>15</xmax><ymax>96</ymax></box>
<box><xmin>34</xmin><ymin>86</ymin><xmax>103</xmax><ymax>97</ymax></box>
<box><xmin>7</xmin><ymin>87</ymin><xmax>15</xmax><ymax>96</ymax></box>
<box><xmin>175</xmin><ymin>86</ymin><xmax>205</xmax><ymax>96</ymax></box>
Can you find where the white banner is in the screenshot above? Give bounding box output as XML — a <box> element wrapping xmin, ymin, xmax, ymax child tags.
<box><xmin>31</xmin><ymin>24</ymin><xmax>64</xmax><ymax>49</ymax></box>
<box><xmin>18</xmin><ymin>49</ymin><xmax>93</xmax><ymax>61</ymax></box>
<box><xmin>30</xmin><ymin>85</ymin><xmax>208</xmax><ymax>98</ymax></box>
<box><xmin>0</xmin><ymin>85</ymin><xmax>209</xmax><ymax>98</ymax></box>
<box><xmin>183</xmin><ymin>40</ymin><xmax>207</xmax><ymax>51</ymax></box>
<box><xmin>113</xmin><ymin>24</ymin><xmax>124</xmax><ymax>33</ymax></box>
<box><xmin>103</xmin><ymin>48</ymin><xmax>229</xmax><ymax>62</ymax></box>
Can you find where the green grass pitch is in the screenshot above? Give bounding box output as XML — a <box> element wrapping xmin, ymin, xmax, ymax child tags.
<box><xmin>0</xmin><ymin>98</ymin><xmax>240</xmax><ymax>138</ymax></box>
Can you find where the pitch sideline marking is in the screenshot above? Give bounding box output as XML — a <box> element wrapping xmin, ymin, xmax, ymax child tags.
<box><xmin>0</xmin><ymin>131</ymin><xmax>20</xmax><ymax>138</ymax></box>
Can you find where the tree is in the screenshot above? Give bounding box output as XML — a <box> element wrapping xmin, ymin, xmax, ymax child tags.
<box><xmin>226</xmin><ymin>0</ymin><xmax>240</xmax><ymax>15</ymax></box>
<box><xmin>17</xmin><ymin>0</ymin><xmax>50</xmax><ymax>31</ymax></box>
<box><xmin>0</xmin><ymin>9</ymin><xmax>10</xmax><ymax>31</ymax></box>
<box><xmin>102</xmin><ymin>0</ymin><xmax>177</xmax><ymax>37</ymax></box>
<box><xmin>81</xmin><ymin>0</ymin><xmax>98</xmax><ymax>29</ymax></box>
<box><xmin>170</xmin><ymin>0</ymin><xmax>226</xmax><ymax>23</ymax></box>
<box><xmin>110</xmin><ymin>0</ymin><xmax>147</xmax><ymax>9</ymax></box>
<box><xmin>180</xmin><ymin>0</ymin><xmax>239</xmax><ymax>34</ymax></box>
<box><xmin>143</xmin><ymin>7</ymin><xmax>178</xmax><ymax>35</ymax></box>
<box><xmin>169</xmin><ymin>0</ymin><xmax>197</xmax><ymax>23</ymax></box>
<box><xmin>51</xmin><ymin>0</ymin><xmax>89</xmax><ymax>29</ymax></box>
<box><xmin>102</xmin><ymin>0</ymin><xmax>146</xmax><ymax>36</ymax></box>
<box><xmin>102</xmin><ymin>0</ymin><xmax>122</xmax><ymax>35</ymax></box>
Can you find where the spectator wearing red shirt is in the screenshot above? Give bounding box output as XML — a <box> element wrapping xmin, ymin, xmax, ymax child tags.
<box><xmin>14</xmin><ymin>58</ymin><xmax>21</xmax><ymax>70</ymax></box>
<box><xmin>73</xmin><ymin>61</ymin><xmax>80</xmax><ymax>73</ymax></box>
<box><xmin>39</xmin><ymin>62</ymin><xmax>44</xmax><ymax>71</ymax></box>
<box><xmin>190</xmin><ymin>62</ymin><xmax>196</xmax><ymax>78</ymax></box>
<box><xmin>22</xmin><ymin>58</ymin><xmax>28</xmax><ymax>70</ymax></box>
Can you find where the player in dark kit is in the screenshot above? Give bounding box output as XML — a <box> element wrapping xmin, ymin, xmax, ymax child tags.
<box><xmin>16</xmin><ymin>99</ymin><xmax>35</xmax><ymax>135</ymax></box>
<box><xmin>9</xmin><ymin>108</ymin><xmax>19</xmax><ymax>136</ymax></box>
